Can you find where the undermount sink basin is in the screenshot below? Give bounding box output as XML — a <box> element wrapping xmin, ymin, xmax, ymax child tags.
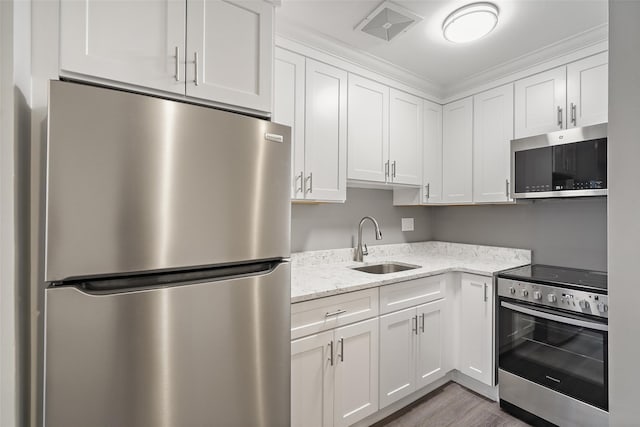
<box><xmin>351</xmin><ymin>262</ymin><xmax>421</xmax><ymax>275</ymax></box>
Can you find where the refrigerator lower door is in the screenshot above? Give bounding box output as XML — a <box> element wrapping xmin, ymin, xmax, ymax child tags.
<box><xmin>44</xmin><ymin>262</ymin><xmax>290</xmax><ymax>427</ymax></box>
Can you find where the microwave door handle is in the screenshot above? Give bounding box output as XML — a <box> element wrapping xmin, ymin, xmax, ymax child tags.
<box><xmin>500</xmin><ymin>301</ymin><xmax>608</xmax><ymax>332</ymax></box>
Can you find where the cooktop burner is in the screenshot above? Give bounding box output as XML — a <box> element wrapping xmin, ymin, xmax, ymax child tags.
<box><xmin>498</xmin><ymin>264</ymin><xmax>608</xmax><ymax>293</ymax></box>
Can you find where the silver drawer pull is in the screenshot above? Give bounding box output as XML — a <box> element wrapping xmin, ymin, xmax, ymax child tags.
<box><xmin>265</xmin><ymin>133</ymin><xmax>283</xmax><ymax>143</ymax></box>
<box><xmin>325</xmin><ymin>309</ymin><xmax>347</xmax><ymax>317</ymax></box>
<box><xmin>546</xmin><ymin>375</ymin><xmax>561</xmax><ymax>384</ymax></box>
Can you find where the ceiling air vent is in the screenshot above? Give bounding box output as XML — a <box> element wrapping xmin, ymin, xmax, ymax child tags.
<box><xmin>355</xmin><ymin>1</ymin><xmax>423</xmax><ymax>42</ymax></box>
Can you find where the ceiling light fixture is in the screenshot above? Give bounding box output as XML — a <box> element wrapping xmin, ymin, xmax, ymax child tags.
<box><xmin>442</xmin><ymin>2</ymin><xmax>499</xmax><ymax>44</ymax></box>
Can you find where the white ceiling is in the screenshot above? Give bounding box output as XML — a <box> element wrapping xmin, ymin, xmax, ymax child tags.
<box><xmin>276</xmin><ymin>0</ymin><xmax>608</xmax><ymax>96</ymax></box>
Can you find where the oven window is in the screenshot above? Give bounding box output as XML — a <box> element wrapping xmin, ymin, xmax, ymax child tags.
<box><xmin>499</xmin><ymin>301</ymin><xmax>608</xmax><ymax>410</ymax></box>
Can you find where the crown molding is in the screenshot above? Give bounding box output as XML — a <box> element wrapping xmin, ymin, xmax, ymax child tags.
<box><xmin>276</xmin><ymin>17</ymin><xmax>446</xmax><ymax>100</ymax></box>
<box><xmin>442</xmin><ymin>23</ymin><xmax>609</xmax><ymax>101</ymax></box>
<box><xmin>275</xmin><ymin>18</ymin><xmax>610</xmax><ymax>106</ymax></box>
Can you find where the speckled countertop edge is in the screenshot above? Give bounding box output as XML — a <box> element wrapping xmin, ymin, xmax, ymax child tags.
<box><xmin>291</xmin><ymin>241</ymin><xmax>531</xmax><ymax>303</ymax></box>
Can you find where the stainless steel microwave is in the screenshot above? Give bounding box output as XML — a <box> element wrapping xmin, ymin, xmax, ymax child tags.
<box><xmin>510</xmin><ymin>123</ymin><xmax>607</xmax><ymax>199</ymax></box>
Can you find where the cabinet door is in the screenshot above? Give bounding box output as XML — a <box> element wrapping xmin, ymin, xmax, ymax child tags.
<box><xmin>423</xmin><ymin>100</ymin><xmax>444</xmax><ymax>204</ymax></box>
<box><xmin>415</xmin><ymin>299</ymin><xmax>446</xmax><ymax>389</ymax></box>
<box><xmin>473</xmin><ymin>84</ymin><xmax>514</xmax><ymax>203</ymax></box>
<box><xmin>514</xmin><ymin>66</ymin><xmax>567</xmax><ymax>138</ymax></box>
<box><xmin>459</xmin><ymin>275</ymin><xmax>493</xmax><ymax>386</ymax></box>
<box><xmin>442</xmin><ymin>97</ymin><xmax>473</xmax><ymax>204</ymax></box>
<box><xmin>379</xmin><ymin>307</ymin><xmax>416</xmax><ymax>408</ymax></box>
<box><xmin>291</xmin><ymin>332</ymin><xmax>334</xmax><ymax>427</ymax></box>
<box><xmin>304</xmin><ymin>59</ymin><xmax>348</xmax><ymax>202</ymax></box>
<box><xmin>333</xmin><ymin>318</ymin><xmax>379</xmax><ymax>427</ymax></box>
<box><xmin>389</xmin><ymin>89</ymin><xmax>423</xmax><ymax>186</ymax></box>
<box><xmin>347</xmin><ymin>75</ymin><xmax>390</xmax><ymax>183</ymax></box>
<box><xmin>59</xmin><ymin>0</ymin><xmax>185</xmax><ymax>95</ymax></box>
<box><xmin>186</xmin><ymin>0</ymin><xmax>273</xmax><ymax>113</ymax></box>
<box><xmin>567</xmin><ymin>52</ymin><xmax>608</xmax><ymax>128</ymax></box>
<box><xmin>274</xmin><ymin>48</ymin><xmax>306</xmax><ymax>200</ymax></box>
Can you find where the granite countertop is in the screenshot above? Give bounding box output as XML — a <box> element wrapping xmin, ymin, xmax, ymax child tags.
<box><xmin>291</xmin><ymin>241</ymin><xmax>531</xmax><ymax>303</ymax></box>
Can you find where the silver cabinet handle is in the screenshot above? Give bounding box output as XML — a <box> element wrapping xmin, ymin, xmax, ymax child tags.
<box><xmin>425</xmin><ymin>183</ymin><xmax>430</xmax><ymax>200</ymax></box>
<box><xmin>338</xmin><ymin>338</ymin><xmax>344</xmax><ymax>362</ymax></box>
<box><xmin>484</xmin><ymin>283</ymin><xmax>488</xmax><ymax>302</ymax></box>
<box><xmin>174</xmin><ymin>46</ymin><xmax>180</xmax><ymax>82</ymax></box>
<box><xmin>325</xmin><ymin>309</ymin><xmax>346</xmax><ymax>318</ymax></box>
<box><xmin>420</xmin><ymin>313</ymin><xmax>425</xmax><ymax>333</ymax></box>
<box><xmin>412</xmin><ymin>315</ymin><xmax>418</xmax><ymax>335</ymax></box>
<box><xmin>505</xmin><ymin>179</ymin><xmax>510</xmax><ymax>198</ymax></box>
<box><xmin>194</xmin><ymin>51</ymin><xmax>199</xmax><ymax>86</ymax></box>
<box><xmin>557</xmin><ymin>106</ymin><xmax>563</xmax><ymax>128</ymax></box>
<box><xmin>305</xmin><ymin>173</ymin><xmax>313</xmax><ymax>194</ymax></box>
<box><xmin>571</xmin><ymin>102</ymin><xmax>577</xmax><ymax>126</ymax></box>
<box><xmin>296</xmin><ymin>171</ymin><xmax>304</xmax><ymax>194</ymax></box>
<box><xmin>385</xmin><ymin>161</ymin><xmax>389</xmax><ymax>181</ymax></box>
<box><xmin>392</xmin><ymin>160</ymin><xmax>397</xmax><ymax>178</ymax></box>
<box><xmin>328</xmin><ymin>340</ymin><xmax>334</xmax><ymax>366</ymax></box>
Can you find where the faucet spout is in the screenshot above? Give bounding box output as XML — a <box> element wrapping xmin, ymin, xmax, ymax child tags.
<box><xmin>355</xmin><ymin>216</ymin><xmax>383</xmax><ymax>262</ymax></box>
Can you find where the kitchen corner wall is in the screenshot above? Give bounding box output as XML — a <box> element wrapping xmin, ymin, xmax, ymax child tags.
<box><xmin>291</xmin><ymin>188</ymin><xmax>432</xmax><ymax>252</ymax></box>
<box><xmin>430</xmin><ymin>198</ymin><xmax>607</xmax><ymax>271</ymax></box>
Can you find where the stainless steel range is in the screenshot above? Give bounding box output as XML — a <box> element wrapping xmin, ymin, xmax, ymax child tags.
<box><xmin>496</xmin><ymin>265</ymin><xmax>608</xmax><ymax>427</ymax></box>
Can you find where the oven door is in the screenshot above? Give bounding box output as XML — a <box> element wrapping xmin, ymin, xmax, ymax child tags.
<box><xmin>498</xmin><ymin>299</ymin><xmax>608</xmax><ymax>411</ymax></box>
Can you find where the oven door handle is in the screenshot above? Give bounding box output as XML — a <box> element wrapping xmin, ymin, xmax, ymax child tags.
<box><xmin>500</xmin><ymin>301</ymin><xmax>608</xmax><ymax>332</ymax></box>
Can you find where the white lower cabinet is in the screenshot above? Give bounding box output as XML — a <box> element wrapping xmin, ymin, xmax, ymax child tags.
<box><xmin>291</xmin><ymin>318</ymin><xmax>379</xmax><ymax>427</ymax></box>
<box><xmin>379</xmin><ymin>299</ymin><xmax>447</xmax><ymax>408</ymax></box>
<box><xmin>459</xmin><ymin>274</ymin><xmax>494</xmax><ymax>386</ymax></box>
<box><xmin>291</xmin><ymin>331</ymin><xmax>334</xmax><ymax>427</ymax></box>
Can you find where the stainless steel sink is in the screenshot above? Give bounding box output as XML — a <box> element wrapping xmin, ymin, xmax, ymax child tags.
<box><xmin>350</xmin><ymin>261</ymin><xmax>421</xmax><ymax>274</ymax></box>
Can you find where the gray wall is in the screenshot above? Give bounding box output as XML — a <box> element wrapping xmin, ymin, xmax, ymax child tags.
<box><xmin>430</xmin><ymin>198</ymin><xmax>608</xmax><ymax>271</ymax></box>
<box><xmin>608</xmin><ymin>1</ymin><xmax>640</xmax><ymax>424</ymax></box>
<box><xmin>291</xmin><ymin>188</ymin><xmax>431</xmax><ymax>252</ymax></box>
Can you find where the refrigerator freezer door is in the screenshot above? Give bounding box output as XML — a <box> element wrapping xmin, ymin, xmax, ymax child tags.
<box><xmin>44</xmin><ymin>262</ymin><xmax>291</xmax><ymax>427</ymax></box>
<box><xmin>46</xmin><ymin>81</ymin><xmax>291</xmax><ymax>281</ymax></box>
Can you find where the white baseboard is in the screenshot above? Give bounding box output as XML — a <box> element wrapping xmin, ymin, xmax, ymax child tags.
<box><xmin>350</xmin><ymin>370</ymin><xmax>499</xmax><ymax>427</ymax></box>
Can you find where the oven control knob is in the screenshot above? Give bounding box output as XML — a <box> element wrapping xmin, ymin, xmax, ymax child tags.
<box><xmin>547</xmin><ymin>294</ymin><xmax>557</xmax><ymax>303</ymax></box>
<box><xmin>533</xmin><ymin>291</ymin><xmax>542</xmax><ymax>300</ymax></box>
<box><xmin>597</xmin><ymin>303</ymin><xmax>609</xmax><ymax>313</ymax></box>
<box><xmin>579</xmin><ymin>300</ymin><xmax>590</xmax><ymax>309</ymax></box>
<box><xmin>509</xmin><ymin>287</ymin><xmax>516</xmax><ymax>295</ymax></box>
<box><xmin>520</xmin><ymin>289</ymin><xmax>529</xmax><ymax>297</ymax></box>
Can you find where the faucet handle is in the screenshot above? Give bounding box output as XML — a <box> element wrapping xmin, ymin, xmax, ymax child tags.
<box><xmin>363</xmin><ymin>244</ymin><xmax>369</xmax><ymax>256</ymax></box>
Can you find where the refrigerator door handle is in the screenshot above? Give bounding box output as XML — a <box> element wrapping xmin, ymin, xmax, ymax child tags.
<box><xmin>70</xmin><ymin>261</ymin><xmax>283</xmax><ymax>294</ymax></box>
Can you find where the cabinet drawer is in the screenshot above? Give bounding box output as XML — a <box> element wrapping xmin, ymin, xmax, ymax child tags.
<box><xmin>379</xmin><ymin>275</ymin><xmax>446</xmax><ymax>314</ymax></box>
<box><xmin>291</xmin><ymin>288</ymin><xmax>379</xmax><ymax>340</ymax></box>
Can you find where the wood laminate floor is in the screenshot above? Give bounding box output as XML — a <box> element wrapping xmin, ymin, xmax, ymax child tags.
<box><xmin>373</xmin><ymin>382</ymin><xmax>531</xmax><ymax>427</ymax></box>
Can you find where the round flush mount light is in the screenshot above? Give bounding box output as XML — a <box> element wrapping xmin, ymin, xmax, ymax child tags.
<box><xmin>442</xmin><ymin>2</ymin><xmax>499</xmax><ymax>43</ymax></box>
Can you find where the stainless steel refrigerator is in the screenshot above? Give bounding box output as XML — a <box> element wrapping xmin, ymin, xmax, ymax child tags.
<box><xmin>43</xmin><ymin>81</ymin><xmax>291</xmax><ymax>426</ymax></box>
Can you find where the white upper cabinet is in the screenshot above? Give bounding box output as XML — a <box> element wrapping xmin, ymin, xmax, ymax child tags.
<box><xmin>567</xmin><ymin>52</ymin><xmax>608</xmax><ymax>128</ymax></box>
<box><xmin>389</xmin><ymin>89</ymin><xmax>423</xmax><ymax>186</ymax></box>
<box><xmin>186</xmin><ymin>0</ymin><xmax>273</xmax><ymax>112</ymax></box>
<box><xmin>422</xmin><ymin>100</ymin><xmax>444</xmax><ymax>204</ymax></box>
<box><xmin>60</xmin><ymin>0</ymin><xmax>186</xmax><ymax>95</ymax></box>
<box><xmin>473</xmin><ymin>84</ymin><xmax>514</xmax><ymax>203</ymax></box>
<box><xmin>514</xmin><ymin>66</ymin><xmax>567</xmax><ymax>138</ymax></box>
<box><xmin>304</xmin><ymin>59</ymin><xmax>348</xmax><ymax>202</ymax></box>
<box><xmin>459</xmin><ymin>274</ymin><xmax>494</xmax><ymax>386</ymax></box>
<box><xmin>60</xmin><ymin>0</ymin><xmax>274</xmax><ymax>114</ymax></box>
<box><xmin>347</xmin><ymin>75</ymin><xmax>390</xmax><ymax>183</ymax></box>
<box><xmin>274</xmin><ymin>48</ymin><xmax>306</xmax><ymax>200</ymax></box>
<box><xmin>442</xmin><ymin>97</ymin><xmax>473</xmax><ymax>204</ymax></box>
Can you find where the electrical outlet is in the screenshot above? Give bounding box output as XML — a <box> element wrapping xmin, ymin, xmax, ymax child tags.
<box><xmin>401</xmin><ymin>217</ymin><xmax>414</xmax><ymax>232</ymax></box>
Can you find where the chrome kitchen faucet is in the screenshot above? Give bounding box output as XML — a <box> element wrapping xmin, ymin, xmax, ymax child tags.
<box><xmin>354</xmin><ymin>216</ymin><xmax>383</xmax><ymax>262</ymax></box>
